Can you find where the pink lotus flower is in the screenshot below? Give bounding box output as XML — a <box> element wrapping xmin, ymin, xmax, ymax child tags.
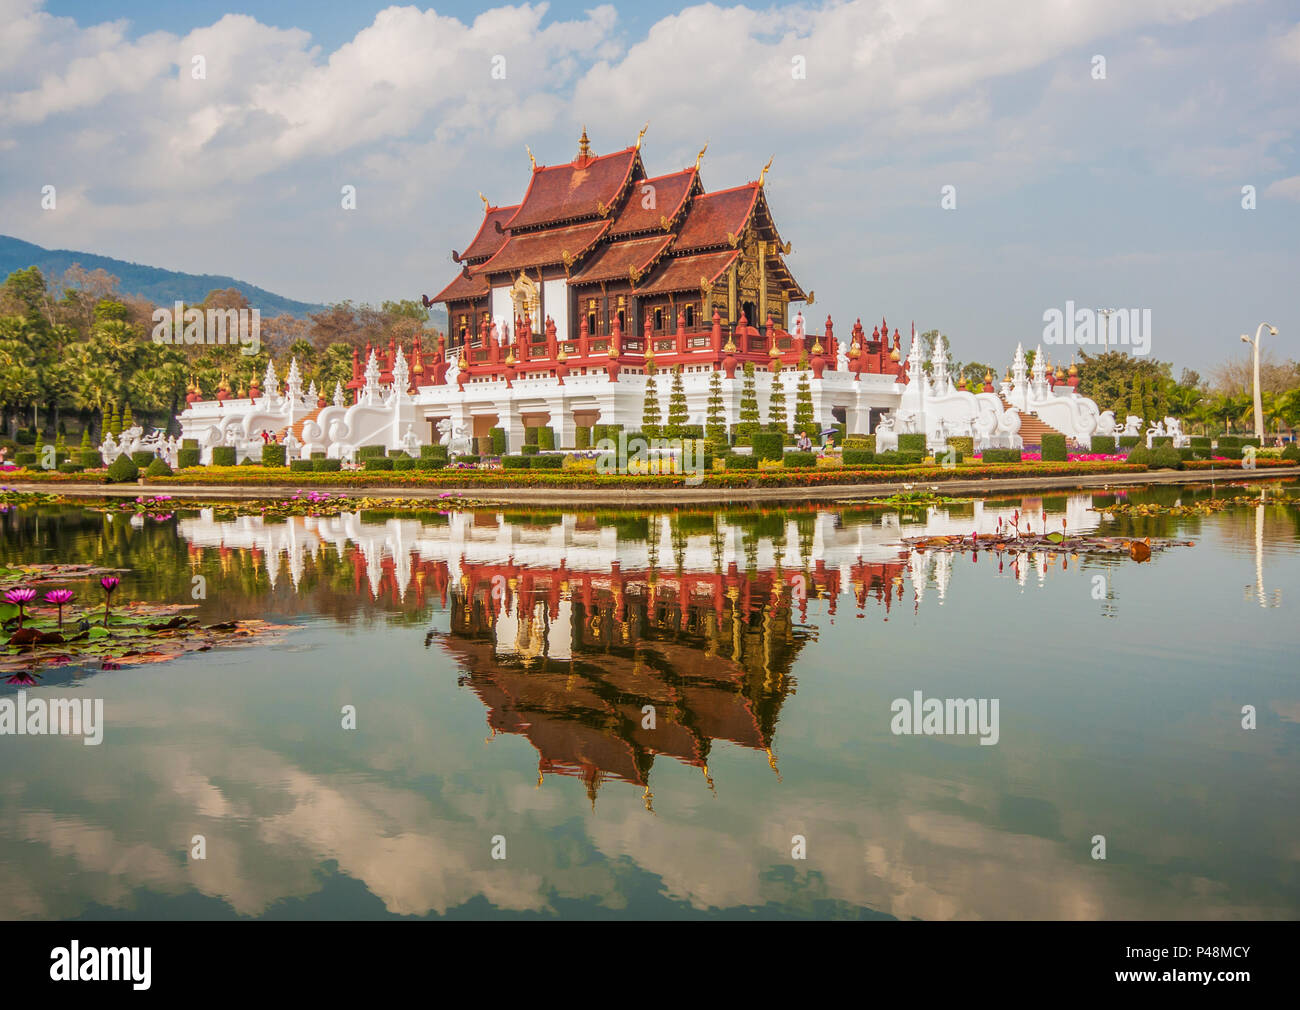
<box><xmin>43</xmin><ymin>589</ymin><xmax>74</xmax><ymax>629</ymax></box>
<box><xmin>100</xmin><ymin>576</ymin><xmax>120</xmax><ymax>626</ymax></box>
<box><xmin>5</xmin><ymin>586</ymin><xmax>36</xmax><ymax>628</ymax></box>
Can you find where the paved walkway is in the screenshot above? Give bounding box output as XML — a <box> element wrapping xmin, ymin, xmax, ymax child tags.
<box><xmin>9</xmin><ymin>466</ymin><xmax>1299</xmax><ymax>507</ymax></box>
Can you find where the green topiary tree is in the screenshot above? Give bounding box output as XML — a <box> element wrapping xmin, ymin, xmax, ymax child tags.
<box><xmin>666</xmin><ymin>365</ymin><xmax>688</xmax><ymax>436</ymax></box>
<box><xmin>793</xmin><ymin>371</ymin><xmax>815</xmax><ymax>435</ymax></box>
<box><xmin>122</xmin><ymin>403</ymin><xmax>134</xmax><ymax>430</ymax></box>
<box><xmin>80</xmin><ymin>428</ymin><xmax>92</xmax><ymax>452</ymax></box>
<box><xmin>109</xmin><ymin>404</ymin><xmax>122</xmax><ymax>437</ymax></box>
<box><xmin>641</xmin><ymin>363</ymin><xmax>662</xmax><ymax>437</ymax></box>
<box><xmin>1128</xmin><ymin>377</ymin><xmax>1144</xmax><ymax>426</ymax></box>
<box><xmin>767</xmin><ymin>367</ymin><xmax>787</xmax><ymax>431</ymax></box>
<box><xmin>737</xmin><ymin>362</ymin><xmax>760</xmax><ymax>440</ymax></box>
<box><xmin>706</xmin><ymin>369</ymin><xmax>727</xmax><ymax>445</ymax></box>
<box><xmin>106</xmin><ymin>454</ymin><xmax>139</xmax><ymax>483</ymax></box>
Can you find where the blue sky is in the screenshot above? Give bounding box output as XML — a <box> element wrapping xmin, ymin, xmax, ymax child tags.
<box><xmin>6</xmin><ymin>1</ymin><xmax>1299</xmax><ymax>374</ymax></box>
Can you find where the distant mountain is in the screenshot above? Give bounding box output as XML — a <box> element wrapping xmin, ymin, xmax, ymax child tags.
<box><xmin>0</xmin><ymin>234</ymin><xmax>328</xmax><ymax>318</ymax></box>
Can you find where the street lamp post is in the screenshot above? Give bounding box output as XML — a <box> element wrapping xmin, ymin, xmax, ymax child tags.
<box><xmin>1240</xmin><ymin>323</ymin><xmax>1278</xmax><ymax>441</ymax></box>
<box><xmin>1098</xmin><ymin>308</ymin><xmax>1116</xmax><ymax>352</ymax></box>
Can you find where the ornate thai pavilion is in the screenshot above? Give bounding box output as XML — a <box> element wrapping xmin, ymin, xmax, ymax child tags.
<box><xmin>432</xmin><ymin>128</ymin><xmax>808</xmax><ymax>351</ymax></box>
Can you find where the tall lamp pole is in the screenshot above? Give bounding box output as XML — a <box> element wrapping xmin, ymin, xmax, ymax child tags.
<box><xmin>1098</xmin><ymin>308</ymin><xmax>1116</xmax><ymax>352</ymax></box>
<box><xmin>1240</xmin><ymin>323</ymin><xmax>1277</xmax><ymax>441</ymax></box>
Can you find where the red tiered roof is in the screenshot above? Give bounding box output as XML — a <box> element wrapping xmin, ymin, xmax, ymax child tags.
<box><xmin>504</xmin><ymin>146</ymin><xmax>642</xmax><ymax>231</ymax></box>
<box><xmin>431</xmin><ymin>268</ymin><xmax>489</xmax><ymax>304</ymax></box>
<box><xmin>607</xmin><ymin>167</ymin><xmax>698</xmax><ymax>237</ymax></box>
<box><xmin>455</xmin><ymin>204</ymin><xmax>517</xmax><ymax>264</ymax></box>
<box><xmin>634</xmin><ymin>248</ymin><xmax>740</xmax><ymax>295</ymax></box>
<box><xmin>568</xmin><ymin>233</ymin><xmax>674</xmax><ymax>286</ymax></box>
<box><xmin>673</xmin><ymin>184</ymin><xmax>759</xmax><ymax>252</ymax></box>
<box><xmin>478</xmin><ymin>219</ymin><xmax>610</xmax><ymax>275</ymax></box>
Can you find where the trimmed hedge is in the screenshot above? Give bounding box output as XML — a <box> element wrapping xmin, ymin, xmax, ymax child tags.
<box><xmin>262</xmin><ymin>444</ymin><xmax>287</xmax><ymax>467</ymax></box>
<box><xmin>392</xmin><ymin>457</ymin><xmax>416</xmax><ymax>471</ymax></box>
<box><xmin>57</xmin><ymin>462</ymin><xmax>85</xmax><ymax>473</ymax></box>
<box><xmin>289</xmin><ymin>459</ymin><xmax>314</xmax><ymax>472</ymax></box>
<box><xmin>107</xmin><ymin>455</ymin><xmax>139</xmax><ymax>482</ymax></box>
<box><xmin>725</xmin><ymin>454</ymin><xmax>759</xmax><ymax>470</ymax></box>
<box><xmin>1091</xmin><ymin>435</ymin><xmax>1116</xmax><ymax>453</ymax></box>
<box><xmin>312</xmin><ymin>458</ymin><xmax>342</xmax><ymax>472</ymax></box>
<box><xmin>1118</xmin><ymin>435</ymin><xmax>1140</xmax><ymax>449</ymax></box>
<box><xmin>946</xmin><ymin>437</ymin><xmax>974</xmax><ymax>456</ymax></box>
<box><xmin>874</xmin><ymin>450</ymin><xmax>925</xmax><ymax>466</ymax></box>
<box><xmin>182</xmin><ymin>438</ymin><xmax>198</xmax><ymax>450</ymax></box>
<box><xmin>844</xmin><ymin>435</ymin><xmax>874</xmax><ymax>451</ymax></box>
<box><xmin>503</xmin><ymin>455</ymin><xmax>530</xmax><ymax>469</ymax></box>
<box><xmin>981</xmin><ymin>448</ymin><xmax>1022</xmax><ymax>463</ymax></box>
<box><xmin>421</xmin><ymin>444</ymin><xmax>448</xmax><ymax>460</ymax></box>
<box><xmin>415</xmin><ymin>458</ymin><xmax>446</xmax><ymax>470</ymax></box>
<box><xmin>15</xmin><ymin>429</ymin><xmax>36</xmax><ymax>445</ymax></box>
<box><xmin>1189</xmin><ymin>436</ymin><xmax>1211</xmax><ymax>449</ymax></box>
<box><xmin>521</xmin><ymin>444</ymin><xmax>540</xmax><ymax>455</ymax></box>
<box><xmin>843</xmin><ymin>449</ymin><xmax>874</xmax><ymax>465</ymax></box>
<box><xmin>1282</xmin><ymin>443</ymin><xmax>1300</xmax><ymax>461</ymax></box>
<box><xmin>145</xmin><ymin>458</ymin><xmax>173</xmax><ymax>477</ymax></box>
<box><xmin>575</xmin><ymin>426</ymin><xmax>592</xmax><ymax>449</ymax></box>
<box><xmin>1041</xmin><ymin>433</ymin><xmax>1067</xmax><ymax>462</ymax></box>
<box><xmin>357</xmin><ymin>444</ymin><xmax>386</xmax><ymax>459</ymax></box>
<box><xmin>81</xmin><ymin>450</ymin><xmax>104</xmax><ymax>469</ymax></box>
<box><xmin>529</xmin><ymin>454</ymin><xmax>564</xmax><ymax>469</ymax></box>
<box><xmin>177</xmin><ymin>448</ymin><xmax>201</xmax><ymax>468</ymax></box>
<box><xmin>538</xmin><ymin>426</ymin><xmax>555</xmax><ymax>450</ymax></box>
<box><xmin>524</xmin><ymin>426</ymin><xmax>540</xmax><ymax>445</ymax></box>
<box><xmin>897</xmin><ymin>433</ymin><xmax>927</xmax><ymax>454</ymax></box>
<box><xmin>490</xmin><ymin>427</ymin><xmax>507</xmax><ymax>456</ymax></box>
<box><xmin>783</xmin><ymin>451</ymin><xmax>818</xmax><ymax>468</ymax></box>
<box><xmin>131</xmin><ymin>451</ymin><xmax>155</xmax><ymax>469</ymax></box>
<box><xmin>455</xmin><ymin>455</ymin><xmax>481</xmax><ymax>465</ymax></box>
<box><xmin>1214</xmin><ymin>445</ymin><xmax>1244</xmax><ymax>460</ymax></box>
<box><xmin>15</xmin><ymin>451</ymin><xmax>37</xmax><ymax>466</ymax></box>
<box><xmin>311</xmin><ymin>451</ymin><xmax>327</xmax><ymax>460</ymax></box>
<box><xmin>364</xmin><ymin>457</ymin><xmax>394</xmax><ymax>470</ymax></box>
<box><xmin>212</xmin><ymin>446</ymin><xmax>236</xmax><ymax>466</ymax></box>
<box><xmin>1149</xmin><ymin>435</ymin><xmax>1173</xmax><ymax>448</ymax></box>
<box><xmin>752</xmin><ymin>431</ymin><xmax>784</xmax><ymax>461</ymax></box>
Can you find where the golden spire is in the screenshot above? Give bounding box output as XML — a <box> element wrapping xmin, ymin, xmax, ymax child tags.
<box><xmin>526</xmin><ymin>145</ymin><xmax>536</xmax><ymax>171</ymax></box>
<box><xmin>578</xmin><ymin>126</ymin><xmax>591</xmax><ymax>159</ymax></box>
<box><xmin>811</xmin><ymin>338</ymin><xmax>824</xmax><ymax>355</ymax></box>
<box><xmin>636</xmin><ymin>122</ymin><xmax>648</xmax><ymax>149</ymax></box>
<box><xmin>758</xmin><ymin>154</ymin><xmax>774</xmax><ymax>187</ymax></box>
<box><xmin>478</xmin><ymin>191</ymin><xmax>490</xmax><ymax>211</ymax></box>
<box><xmin>694</xmin><ymin>142</ymin><xmax>708</xmax><ymax>172</ymax></box>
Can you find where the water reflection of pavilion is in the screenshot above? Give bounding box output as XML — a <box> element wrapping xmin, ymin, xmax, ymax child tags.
<box><xmin>436</xmin><ymin>558</ymin><xmax>904</xmax><ymax>806</ymax></box>
<box><xmin>172</xmin><ymin>495</ymin><xmax>1102</xmax><ymax>802</ymax></box>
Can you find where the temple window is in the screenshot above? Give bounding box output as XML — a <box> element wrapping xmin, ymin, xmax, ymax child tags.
<box><xmin>654</xmin><ymin>308</ymin><xmax>664</xmax><ymax>331</ymax></box>
<box><xmin>685</xmin><ymin>304</ymin><xmax>695</xmax><ymax>328</ymax></box>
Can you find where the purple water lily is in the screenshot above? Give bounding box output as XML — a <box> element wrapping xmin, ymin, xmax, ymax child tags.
<box><xmin>4</xmin><ymin>586</ymin><xmax>37</xmax><ymax>628</ymax></box>
<box><xmin>43</xmin><ymin>589</ymin><xmax>74</xmax><ymax>629</ymax></box>
<box><xmin>99</xmin><ymin>576</ymin><xmax>120</xmax><ymax>626</ymax></box>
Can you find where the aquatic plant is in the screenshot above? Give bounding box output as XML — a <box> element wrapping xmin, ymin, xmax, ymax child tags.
<box><xmin>43</xmin><ymin>589</ymin><xmax>75</xmax><ymax>629</ymax></box>
<box><xmin>4</xmin><ymin>587</ymin><xmax>37</xmax><ymax>628</ymax></box>
<box><xmin>100</xmin><ymin>576</ymin><xmax>120</xmax><ymax>626</ymax></box>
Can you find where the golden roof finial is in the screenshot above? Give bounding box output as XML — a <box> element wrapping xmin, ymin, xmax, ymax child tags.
<box><xmin>694</xmin><ymin>141</ymin><xmax>708</xmax><ymax>172</ymax></box>
<box><xmin>578</xmin><ymin>126</ymin><xmax>591</xmax><ymax>159</ymax></box>
<box><xmin>636</xmin><ymin>122</ymin><xmax>648</xmax><ymax>149</ymax></box>
<box><xmin>479</xmin><ymin>192</ymin><xmax>490</xmax><ymax>211</ymax></box>
<box><xmin>526</xmin><ymin>145</ymin><xmax>536</xmax><ymax>171</ymax></box>
<box><xmin>758</xmin><ymin>154</ymin><xmax>774</xmax><ymax>187</ymax></box>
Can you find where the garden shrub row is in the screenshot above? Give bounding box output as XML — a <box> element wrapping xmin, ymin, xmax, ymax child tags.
<box><xmin>981</xmin><ymin>448</ymin><xmax>1022</xmax><ymax>463</ymax></box>
<box><xmin>1041</xmin><ymin>433</ymin><xmax>1067</xmax><ymax>462</ymax></box>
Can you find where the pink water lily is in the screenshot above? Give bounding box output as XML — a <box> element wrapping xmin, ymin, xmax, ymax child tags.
<box><xmin>4</xmin><ymin>586</ymin><xmax>37</xmax><ymax>628</ymax></box>
<box><xmin>43</xmin><ymin>589</ymin><xmax>74</xmax><ymax>629</ymax></box>
<box><xmin>99</xmin><ymin>576</ymin><xmax>120</xmax><ymax>626</ymax></box>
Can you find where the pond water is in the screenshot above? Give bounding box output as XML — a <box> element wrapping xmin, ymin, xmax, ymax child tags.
<box><xmin>1</xmin><ymin>482</ymin><xmax>1297</xmax><ymax>920</ymax></box>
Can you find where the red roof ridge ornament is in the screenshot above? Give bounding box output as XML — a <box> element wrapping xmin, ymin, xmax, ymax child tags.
<box><xmin>577</xmin><ymin>126</ymin><xmax>592</xmax><ymax>166</ymax></box>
